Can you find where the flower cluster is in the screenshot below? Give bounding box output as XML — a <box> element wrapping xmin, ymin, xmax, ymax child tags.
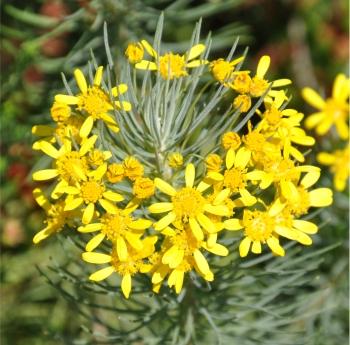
<box><xmin>302</xmin><ymin>74</ymin><xmax>350</xmax><ymax>191</ymax></box>
<box><xmin>32</xmin><ymin>37</ymin><xmax>334</xmax><ymax>299</ymax></box>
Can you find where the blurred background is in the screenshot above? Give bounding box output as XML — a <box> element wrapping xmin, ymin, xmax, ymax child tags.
<box><xmin>1</xmin><ymin>0</ymin><xmax>348</xmax><ymax>344</ymax></box>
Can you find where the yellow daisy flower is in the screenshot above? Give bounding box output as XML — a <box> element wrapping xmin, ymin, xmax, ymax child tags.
<box><xmin>152</xmin><ymin>223</ymin><xmax>228</xmax><ymax>294</ymax></box>
<box><xmin>283</xmin><ymin>170</ymin><xmax>333</xmax><ymax>216</ymax></box>
<box><xmin>168</xmin><ymin>152</ymin><xmax>184</xmax><ymax>168</ymax></box>
<box><xmin>82</xmin><ymin>236</ymin><xmax>157</xmax><ymax>299</ymax></box>
<box><xmin>132</xmin><ymin>177</ymin><xmax>155</xmax><ymax>200</ymax></box>
<box><xmin>317</xmin><ymin>146</ymin><xmax>349</xmax><ymax>191</ymax></box>
<box><xmin>78</xmin><ymin>208</ymin><xmax>152</xmax><ymax>256</ymax></box>
<box><xmin>205</xmin><ymin>153</ymin><xmax>223</xmax><ymax>173</ymax></box>
<box><xmin>249</xmin><ymin>55</ymin><xmax>292</xmax><ymax>98</ymax></box>
<box><xmin>148</xmin><ymin>163</ymin><xmax>230</xmax><ymax>241</ymax></box>
<box><xmin>55</xmin><ymin>66</ymin><xmax>131</xmax><ymax>137</ymax></box>
<box><xmin>207</xmin><ymin>147</ymin><xmax>257</xmax><ymax>206</ymax></box>
<box><xmin>123</xmin><ymin>156</ymin><xmax>144</xmax><ymax>181</ymax></box>
<box><xmin>32</xmin><ymin>136</ymin><xmax>98</xmax><ymax>197</ymax></box>
<box><xmin>62</xmin><ymin>163</ymin><xmax>124</xmax><ymax>224</ymax></box>
<box><xmin>32</xmin><ymin>188</ymin><xmax>75</xmax><ymax>244</ymax></box>
<box><xmin>135</xmin><ymin>40</ymin><xmax>207</xmax><ymax>80</ymax></box>
<box><xmin>302</xmin><ymin>73</ymin><xmax>350</xmax><ymax>139</ymax></box>
<box><xmin>258</xmin><ymin>91</ymin><xmax>316</xmax><ymax>162</ymax></box>
<box><xmin>106</xmin><ymin>163</ymin><xmax>124</xmax><ymax>183</ymax></box>
<box><xmin>125</xmin><ymin>42</ymin><xmax>144</xmax><ymax>64</ymax></box>
<box><xmin>221</xmin><ymin>131</ymin><xmax>241</xmax><ymax>151</ymax></box>
<box><xmin>210</xmin><ymin>57</ymin><xmax>244</xmax><ymax>84</ymax></box>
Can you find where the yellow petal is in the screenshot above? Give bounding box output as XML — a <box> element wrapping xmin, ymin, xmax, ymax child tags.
<box><xmin>193</xmin><ymin>249</ymin><xmax>210</xmax><ymax>275</ymax></box>
<box><xmin>223</xmin><ymin>218</ymin><xmax>243</xmax><ymax>230</ymax></box>
<box><xmin>74</xmin><ymin>68</ymin><xmax>87</xmax><ymax>93</ymax></box>
<box><xmin>274</xmin><ymin>226</ymin><xmax>296</xmax><ymax>241</ymax></box>
<box><xmin>308</xmin><ymin>188</ymin><xmax>333</xmax><ymax>207</ymax></box>
<box><xmin>32</xmin><ymin>125</ymin><xmax>54</xmax><ymax>137</ymax></box>
<box><xmin>280</xmin><ymin>180</ymin><xmax>299</xmax><ymax>201</ymax></box>
<box><xmin>82</xmin><ymin>203</ymin><xmax>95</xmax><ymax>224</ymax></box>
<box><xmin>78</xmin><ymin>223</ymin><xmax>103</xmax><ymax>233</ymax></box>
<box><xmin>102</xmin><ymin>191</ymin><xmax>124</xmax><ymax>202</ymax></box>
<box><xmin>196</xmin><ymin>180</ymin><xmax>211</xmax><ymax>192</ymax></box>
<box><xmin>99</xmin><ymin>199</ymin><xmax>118</xmax><ymax>214</ymax></box>
<box><xmin>187</xmin><ymin>44</ymin><xmax>205</xmax><ymax>60</ymax></box>
<box><xmin>302</xmin><ymin>88</ymin><xmax>325</xmax><ymax>110</ymax></box>
<box><xmin>268</xmin><ymin>198</ymin><xmax>285</xmax><ymax>217</ymax></box>
<box><xmin>213</xmin><ymin>188</ymin><xmax>230</xmax><ymax>205</ymax></box>
<box><xmin>135</xmin><ymin>60</ymin><xmax>157</xmax><ymax>70</ymax></box>
<box><xmin>148</xmin><ymin>202</ymin><xmax>174</xmax><ymax>213</ymax></box>
<box><xmin>79</xmin><ymin>116</ymin><xmax>94</xmax><ymax>138</ymax></box>
<box><xmin>86</xmin><ymin>233</ymin><xmax>105</xmax><ymax>251</ymax></box>
<box><xmin>317</xmin><ymin>152</ymin><xmax>336</xmax><ymax>165</ymax></box>
<box><xmin>33</xmin><ymin>228</ymin><xmax>50</xmax><ymax>244</ymax></box>
<box><xmin>121</xmin><ymin>274</ymin><xmax>132</xmax><ymax>298</ymax></box>
<box><xmin>128</xmin><ymin>219</ymin><xmax>152</xmax><ymax>230</ymax></box>
<box><xmin>175</xmin><ymin>270</ymin><xmax>184</xmax><ymax>294</ymax></box>
<box><xmin>292</xmin><ymin>220</ymin><xmax>318</xmax><ymax>234</ymax></box>
<box><xmin>64</xmin><ymin>197</ymin><xmax>83</xmax><ymax>211</ymax></box>
<box><xmin>93</xmin><ymin>66</ymin><xmax>103</xmax><ymax>86</ymax></box>
<box><xmin>239</xmin><ymin>188</ymin><xmax>256</xmax><ymax>206</ymax></box>
<box><xmin>125</xmin><ymin>232</ymin><xmax>143</xmax><ymax>250</ymax></box>
<box><xmin>79</xmin><ymin>134</ymin><xmax>98</xmax><ymax>155</ymax></box>
<box><xmin>154</xmin><ymin>178</ymin><xmax>176</xmax><ymax>196</ymax></box>
<box><xmin>271</xmin><ymin>79</ymin><xmax>292</xmax><ymax>87</ymax></box>
<box><xmin>256</xmin><ymin>55</ymin><xmax>270</xmax><ymax>79</ymax></box>
<box><xmin>33</xmin><ymin>188</ymin><xmax>50</xmax><ymax>210</ymax></box>
<box><xmin>185</xmin><ymin>163</ymin><xmax>195</xmax><ymax>188</ymax></box>
<box><xmin>189</xmin><ymin>217</ymin><xmax>204</xmax><ymax>241</ymax></box>
<box><xmin>141</xmin><ymin>40</ymin><xmax>157</xmax><ymax>57</ymax></box>
<box><xmin>267</xmin><ymin>237</ymin><xmax>285</xmax><ymax>256</ymax></box>
<box><xmin>186</xmin><ymin>59</ymin><xmax>206</xmax><ymax>68</ymax></box>
<box><xmin>293</xmin><ymin>230</ymin><xmax>312</xmax><ymax>245</ymax></box>
<box><xmin>300</xmin><ymin>171</ymin><xmax>320</xmax><ymax>189</ymax></box>
<box><xmin>305</xmin><ymin>112</ymin><xmax>325</xmax><ymax>129</ymax></box>
<box><xmin>154</xmin><ymin>212</ymin><xmax>176</xmax><ymax>231</ymax></box>
<box><xmin>226</xmin><ymin>148</ymin><xmax>235</xmax><ymax>169</ymax></box>
<box><xmin>206</xmin><ymin>233</ymin><xmax>217</xmax><ymax>248</ymax></box>
<box><xmin>82</xmin><ymin>252</ymin><xmax>111</xmax><ymax>264</ymax></box>
<box><xmin>54</xmin><ymin>94</ymin><xmax>78</xmax><ymax>105</ymax></box>
<box><xmin>332</xmin><ymin>73</ymin><xmax>346</xmax><ymax>99</ymax></box>
<box><xmin>115</xmin><ymin>101</ymin><xmax>132</xmax><ymax>111</ymax></box>
<box><xmin>207</xmin><ymin>171</ymin><xmax>224</xmax><ymax>181</ymax></box>
<box><xmin>89</xmin><ymin>266</ymin><xmax>114</xmax><ymax>281</ymax></box>
<box><xmin>234</xmin><ymin>147</ymin><xmax>251</xmax><ymax>169</ymax></box>
<box><xmin>33</xmin><ymin>169</ymin><xmax>59</xmax><ymax>181</ymax></box>
<box><xmin>251</xmin><ymin>241</ymin><xmax>262</xmax><ymax>254</ymax></box>
<box><xmin>117</xmin><ymin>237</ymin><xmax>128</xmax><ymax>261</ymax></box>
<box><xmin>112</xmin><ymin>84</ymin><xmax>128</xmax><ymax>96</ymax></box>
<box><xmin>203</xmin><ymin>204</ymin><xmax>229</xmax><ymax>216</ymax></box>
<box><xmin>163</xmin><ymin>246</ymin><xmax>183</xmax><ymax>268</ymax></box>
<box><xmin>196</xmin><ymin>213</ymin><xmax>217</xmax><ymax>233</ymax></box>
<box><xmin>204</xmin><ymin>243</ymin><xmax>228</xmax><ymax>256</ymax></box>
<box><xmin>152</xmin><ymin>265</ymin><xmax>169</xmax><ymax>284</ymax></box>
<box><xmin>239</xmin><ymin>237</ymin><xmax>251</xmax><ymax>257</ymax></box>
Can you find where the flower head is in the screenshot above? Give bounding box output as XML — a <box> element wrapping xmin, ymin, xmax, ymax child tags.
<box><xmin>135</xmin><ymin>40</ymin><xmax>207</xmax><ymax>79</ymax></box>
<box><xmin>125</xmin><ymin>42</ymin><xmax>144</xmax><ymax>64</ymax></box>
<box><xmin>302</xmin><ymin>74</ymin><xmax>350</xmax><ymax>139</ymax></box>
<box><xmin>168</xmin><ymin>152</ymin><xmax>184</xmax><ymax>168</ymax></box>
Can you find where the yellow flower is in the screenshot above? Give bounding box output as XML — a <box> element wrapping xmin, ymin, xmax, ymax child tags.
<box><xmin>233</xmin><ymin>94</ymin><xmax>251</xmax><ymax>112</ymax></box>
<box><xmin>283</xmin><ymin>170</ymin><xmax>333</xmax><ymax>216</ymax></box>
<box><xmin>252</xmin><ymin>156</ymin><xmax>320</xmax><ymax>202</ymax></box>
<box><xmin>62</xmin><ymin>164</ymin><xmax>124</xmax><ymax>224</ymax></box>
<box><xmin>168</xmin><ymin>152</ymin><xmax>184</xmax><ymax>168</ymax></box>
<box><xmin>210</xmin><ymin>57</ymin><xmax>243</xmax><ymax>84</ymax></box>
<box><xmin>207</xmin><ymin>147</ymin><xmax>257</xmax><ymax>206</ymax></box>
<box><xmin>55</xmin><ymin>66</ymin><xmax>131</xmax><ymax>137</ymax></box>
<box><xmin>123</xmin><ymin>156</ymin><xmax>144</xmax><ymax>181</ymax></box>
<box><xmin>32</xmin><ymin>136</ymin><xmax>97</xmax><ymax>197</ymax></box>
<box><xmin>88</xmin><ymin>149</ymin><xmax>112</xmax><ymax>167</ymax></box>
<box><xmin>135</xmin><ymin>40</ymin><xmax>207</xmax><ymax>79</ymax></box>
<box><xmin>222</xmin><ymin>131</ymin><xmax>241</xmax><ymax>150</ymax></box>
<box><xmin>249</xmin><ymin>55</ymin><xmax>291</xmax><ymax>98</ymax></box>
<box><xmin>50</xmin><ymin>101</ymin><xmax>71</xmax><ymax>123</ymax></box>
<box><xmin>151</xmin><ymin>224</ymin><xmax>228</xmax><ymax>294</ymax></box>
<box><xmin>302</xmin><ymin>74</ymin><xmax>350</xmax><ymax>139</ymax></box>
<box><xmin>82</xmin><ymin>236</ymin><xmax>157</xmax><ymax>298</ymax></box>
<box><xmin>225</xmin><ymin>199</ymin><xmax>320</xmax><ymax>257</ymax></box>
<box><xmin>32</xmin><ymin>188</ymin><xmax>74</xmax><ymax>244</ymax></box>
<box><xmin>231</xmin><ymin>71</ymin><xmax>252</xmax><ymax>94</ymax></box>
<box><xmin>258</xmin><ymin>91</ymin><xmax>316</xmax><ymax>162</ymax></box>
<box><xmin>133</xmin><ymin>177</ymin><xmax>155</xmax><ymax>199</ymax></box>
<box><xmin>224</xmin><ymin>199</ymin><xmax>286</xmax><ymax>257</ymax></box>
<box><xmin>317</xmin><ymin>146</ymin><xmax>349</xmax><ymax>191</ymax></box>
<box><xmin>205</xmin><ymin>153</ymin><xmax>222</xmax><ymax>172</ymax></box>
<box><xmin>149</xmin><ymin>163</ymin><xmax>230</xmax><ymax>241</ymax></box>
<box><xmin>106</xmin><ymin>163</ymin><xmax>125</xmax><ymax>183</ymax></box>
<box><xmin>78</xmin><ymin>207</ymin><xmax>152</xmax><ymax>256</ymax></box>
<box><xmin>125</xmin><ymin>42</ymin><xmax>144</xmax><ymax>64</ymax></box>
